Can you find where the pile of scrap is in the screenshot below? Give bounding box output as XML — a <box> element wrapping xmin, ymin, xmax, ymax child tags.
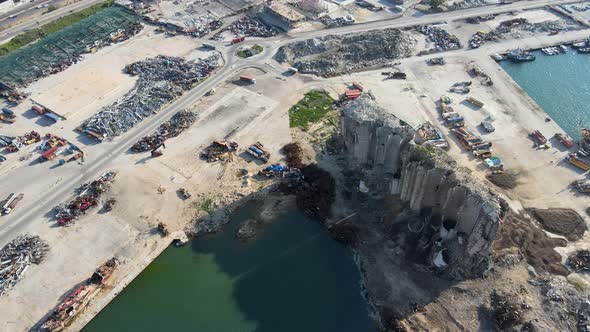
<box><xmin>131</xmin><ymin>111</ymin><xmax>197</xmax><ymax>152</ymax></box>
<box><xmin>259</xmin><ymin>164</ymin><xmax>303</xmax><ymax>182</ymax></box>
<box><xmin>42</xmin><ymin>258</ymin><xmax>117</xmax><ymax>331</ymax></box>
<box><xmin>80</xmin><ymin>55</ymin><xmax>219</xmax><ymax>139</ymax></box>
<box><xmin>4</xmin><ymin>131</ymin><xmax>40</xmax><ymax>152</ymax></box>
<box><xmin>1</xmin><ymin>192</ymin><xmax>24</xmax><ymax>215</ymax></box>
<box><xmin>415</xmin><ymin>122</ymin><xmax>449</xmax><ymax>149</ymax></box>
<box><xmin>416</xmin><ymin>25</ymin><xmax>461</xmax><ymax>53</ymax></box>
<box><xmin>467</xmin><ymin>62</ymin><xmax>493</xmax><ymax>85</ymax></box>
<box><xmin>219</xmin><ymin>15</ymin><xmax>279</xmax><ymax>38</ymax></box>
<box><xmin>37</xmin><ymin>134</ymin><xmax>68</xmax><ymax>162</ymax></box>
<box><xmin>0</xmin><ymin>235</ymin><xmax>49</xmax><ymax>295</ymax></box>
<box><xmin>426</xmin><ymin>57</ymin><xmax>446</xmax><ymax>65</ymax></box>
<box><xmin>468</xmin><ymin>31</ymin><xmax>498</xmax><ymax>49</ymax></box>
<box><xmin>0</xmin><ymin>135</ymin><xmax>15</xmax><ymax>148</ymax></box>
<box><xmin>554</xmin><ymin>133</ymin><xmax>574</xmax><ymax>148</ymax></box>
<box><xmin>566</xmin><ymin>250</ymin><xmax>590</xmax><ymax>272</ymax></box>
<box><xmin>449</xmin><ymin>81</ymin><xmax>471</xmax><ymax>94</ymax></box>
<box><xmin>200</xmin><ymin>140</ymin><xmax>238</xmax><ymax>162</ymax></box>
<box><xmin>55</xmin><ymin>171</ymin><xmax>117</xmax><ymax>226</ymax></box>
<box><xmin>157</xmin><ymin>222</ymin><xmax>169</xmax><ymax>236</ymax></box>
<box><xmin>382</xmin><ymin>71</ymin><xmax>407</xmax><ymax>80</ymax></box>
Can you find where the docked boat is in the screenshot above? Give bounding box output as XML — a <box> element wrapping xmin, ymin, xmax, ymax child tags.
<box><xmin>573</xmin><ymin>41</ymin><xmax>588</xmax><ymax>49</ymax></box>
<box><xmin>491</xmin><ymin>54</ymin><xmax>506</xmax><ymax>61</ymax></box>
<box><xmin>542</xmin><ymin>47</ymin><xmax>559</xmax><ymax>55</ymax></box>
<box><xmin>578</xmin><ymin>47</ymin><xmax>590</xmax><ymax>54</ymax></box>
<box><xmin>41</xmin><ymin>258</ymin><xmax>118</xmax><ymax>332</ymax></box>
<box><xmin>507</xmin><ymin>49</ymin><xmax>536</xmax><ymax>62</ymax></box>
<box><xmin>554</xmin><ymin>133</ymin><xmax>574</xmax><ymax>148</ymax></box>
<box><xmin>559</xmin><ymin>45</ymin><xmax>567</xmax><ymax>53</ymax></box>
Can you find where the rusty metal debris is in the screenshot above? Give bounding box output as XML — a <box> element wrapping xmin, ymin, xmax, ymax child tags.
<box><xmin>0</xmin><ymin>235</ymin><xmax>49</xmax><ymax>295</ymax></box>
<box><xmin>80</xmin><ymin>55</ymin><xmax>219</xmax><ymax>139</ymax></box>
<box><xmin>567</xmin><ymin>250</ymin><xmax>590</xmax><ymax>272</ymax></box>
<box><xmin>215</xmin><ymin>15</ymin><xmax>278</xmax><ymax>39</ymax></box>
<box><xmin>55</xmin><ymin>171</ymin><xmax>117</xmax><ymax>226</ymax></box>
<box><xmin>200</xmin><ymin>140</ymin><xmax>238</xmax><ymax>162</ymax></box>
<box><xmin>131</xmin><ymin>111</ymin><xmax>197</xmax><ymax>152</ymax></box>
<box><xmin>416</xmin><ymin>25</ymin><xmax>461</xmax><ymax>53</ymax></box>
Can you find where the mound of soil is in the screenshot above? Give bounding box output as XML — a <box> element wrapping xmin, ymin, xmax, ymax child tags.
<box><xmin>486</xmin><ymin>172</ymin><xmax>518</xmax><ymax>189</ymax></box>
<box><xmin>490</xmin><ymin>291</ymin><xmax>524</xmax><ymax>330</ymax></box>
<box><xmin>494</xmin><ymin>212</ymin><xmax>568</xmax><ymax>276</ymax></box>
<box><xmin>281</xmin><ymin>143</ymin><xmax>304</xmax><ymax>168</ymax></box>
<box><xmin>527</xmin><ymin>208</ymin><xmax>586</xmax><ymax>241</ymax></box>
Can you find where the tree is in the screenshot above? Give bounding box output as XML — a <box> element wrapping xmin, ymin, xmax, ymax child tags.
<box><xmin>429</xmin><ymin>0</ymin><xmax>446</xmax><ymax>10</ymax></box>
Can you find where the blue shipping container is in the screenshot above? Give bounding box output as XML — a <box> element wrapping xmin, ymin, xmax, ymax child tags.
<box><xmin>45</xmin><ymin>113</ymin><xmax>59</xmax><ymax>122</ymax></box>
<box><xmin>2</xmin><ymin>107</ymin><xmax>14</xmax><ymax>115</ymax></box>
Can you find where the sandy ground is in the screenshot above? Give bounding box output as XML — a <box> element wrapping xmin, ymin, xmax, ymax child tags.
<box><xmin>24</xmin><ymin>25</ymin><xmax>203</xmax><ymax>122</ymax></box>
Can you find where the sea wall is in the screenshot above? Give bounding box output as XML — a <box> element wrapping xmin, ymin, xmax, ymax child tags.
<box><xmin>341</xmin><ymin>97</ymin><xmax>500</xmax><ymax>279</ymax></box>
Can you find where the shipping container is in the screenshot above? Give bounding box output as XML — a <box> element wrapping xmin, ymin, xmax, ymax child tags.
<box><xmin>232</xmin><ymin>36</ymin><xmax>245</xmax><ymax>44</ymax></box>
<box><xmin>45</xmin><ymin>112</ymin><xmax>59</xmax><ymax>122</ymax></box>
<box><xmin>32</xmin><ymin>104</ymin><xmax>46</xmax><ymax>114</ymax></box>
<box><xmin>2</xmin><ymin>107</ymin><xmax>14</xmax><ymax>116</ymax></box>
<box><xmin>240</xmin><ymin>75</ymin><xmax>256</xmax><ymax>84</ymax></box>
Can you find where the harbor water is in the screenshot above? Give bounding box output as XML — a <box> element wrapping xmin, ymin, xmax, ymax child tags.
<box><xmin>83</xmin><ymin>200</ymin><xmax>376</xmax><ymax>332</ymax></box>
<box><xmin>499</xmin><ymin>49</ymin><xmax>590</xmax><ymax>140</ymax></box>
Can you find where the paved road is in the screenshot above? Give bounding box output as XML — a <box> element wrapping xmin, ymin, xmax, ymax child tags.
<box><xmin>0</xmin><ymin>0</ymin><xmax>103</xmax><ymax>44</ymax></box>
<box><xmin>0</xmin><ymin>0</ymin><xmax>586</xmax><ymax>246</ymax></box>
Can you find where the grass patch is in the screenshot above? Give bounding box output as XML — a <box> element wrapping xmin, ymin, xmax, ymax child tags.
<box><xmin>200</xmin><ymin>198</ymin><xmax>215</xmax><ymax>215</ymax></box>
<box><xmin>0</xmin><ymin>0</ymin><xmax>113</xmax><ymax>56</ymax></box>
<box><xmin>289</xmin><ymin>90</ymin><xmax>334</xmax><ymax>129</ymax></box>
<box><xmin>236</xmin><ymin>44</ymin><xmax>263</xmax><ymax>58</ymax></box>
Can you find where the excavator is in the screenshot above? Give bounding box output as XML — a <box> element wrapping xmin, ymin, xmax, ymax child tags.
<box><xmin>151</xmin><ymin>142</ymin><xmax>166</xmax><ymax>158</ymax></box>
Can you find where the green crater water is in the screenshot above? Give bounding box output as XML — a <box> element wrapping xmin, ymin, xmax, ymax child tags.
<box><xmin>499</xmin><ymin>50</ymin><xmax>590</xmax><ymax>140</ymax></box>
<box><xmin>83</xmin><ymin>200</ymin><xmax>376</xmax><ymax>332</ymax></box>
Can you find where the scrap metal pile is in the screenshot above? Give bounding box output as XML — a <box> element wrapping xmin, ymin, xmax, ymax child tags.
<box><xmin>275</xmin><ymin>28</ymin><xmax>416</xmax><ymax>77</ymax></box>
<box><xmin>416</xmin><ymin>25</ymin><xmax>461</xmax><ymax>53</ymax></box>
<box><xmin>80</xmin><ymin>54</ymin><xmax>219</xmax><ymax>139</ymax></box>
<box><xmin>131</xmin><ymin>111</ymin><xmax>197</xmax><ymax>152</ymax></box>
<box><xmin>55</xmin><ymin>171</ymin><xmax>117</xmax><ymax>226</ymax></box>
<box><xmin>3</xmin><ymin>131</ymin><xmax>40</xmax><ymax>152</ymax></box>
<box><xmin>0</xmin><ymin>235</ymin><xmax>49</xmax><ymax>295</ymax></box>
<box><xmin>200</xmin><ymin>140</ymin><xmax>238</xmax><ymax>162</ymax></box>
<box><xmin>566</xmin><ymin>250</ymin><xmax>590</xmax><ymax>272</ymax></box>
<box><xmin>219</xmin><ymin>15</ymin><xmax>278</xmax><ymax>38</ymax></box>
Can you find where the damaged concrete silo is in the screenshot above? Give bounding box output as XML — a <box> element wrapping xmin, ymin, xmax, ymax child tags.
<box><xmin>341</xmin><ymin>96</ymin><xmax>500</xmax><ymax>279</ymax></box>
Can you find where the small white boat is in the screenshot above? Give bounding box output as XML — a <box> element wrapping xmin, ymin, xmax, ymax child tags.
<box><xmin>491</xmin><ymin>54</ymin><xmax>506</xmax><ymax>61</ymax></box>
<box><xmin>559</xmin><ymin>45</ymin><xmax>567</xmax><ymax>53</ymax></box>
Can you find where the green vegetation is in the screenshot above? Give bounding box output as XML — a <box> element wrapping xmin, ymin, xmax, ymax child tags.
<box><xmin>0</xmin><ymin>0</ymin><xmax>113</xmax><ymax>56</ymax></box>
<box><xmin>429</xmin><ymin>0</ymin><xmax>446</xmax><ymax>9</ymax></box>
<box><xmin>236</xmin><ymin>44</ymin><xmax>264</xmax><ymax>58</ymax></box>
<box><xmin>200</xmin><ymin>198</ymin><xmax>215</xmax><ymax>215</ymax></box>
<box><xmin>47</xmin><ymin>5</ymin><xmax>58</xmax><ymax>12</ymax></box>
<box><xmin>289</xmin><ymin>90</ymin><xmax>334</xmax><ymax>129</ymax></box>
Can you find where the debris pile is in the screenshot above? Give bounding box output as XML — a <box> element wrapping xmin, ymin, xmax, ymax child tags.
<box><xmin>489</xmin><ymin>291</ymin><xmax>525</xmax><ymax>330</ymax></box>
<box><xmin>275</xmin><ymin>28</ymin><xmax>416</xmax><ymax>77</ymax></box>
<box><xmin>131</xmin><ymin>111</ymin><xmax>197</xmax><ymax>152</ymax></box>
<box><xmin>200</xmin><ymin>140</ymin><xmax>238</xmax><ymax>162</ymax></box>
<box><xmin>321</xmin><ymin>15</ymin><xmax>355</xmax><ymax>28</ymax></box>
<box><xmin>81</xmin><ymin>55</ymin><xmax>219</xmax><ymax>139</ymax></box>
<box><xmin>281</xmin><ymin>142</ymin><xmax>304</xmax><ymax>168</ymax></box>
<box><xmin>55</xmin><ymin>171</ymin><xmax>117</xmax><ymax>226</ymax></box>
<box><xmin>4</xmin><ymin>131</ymin><xmax>40</xmax><ymax>152</ymax></box>
<box><xmin>449</xmin><ymin>0</ymin><xmax>489</xmax><ymax>10</ymax></box>
<box><xmin>416</xmin><ymin>25</ymin><xmax>461</xmax><ymax>53</ymax></box>
<box><xmin>528</xmin><ymin>208</ymin><xmax>587</xmax><ymax>241</ymax></box>
<box><xmin>467</xmin><ymin>62</ymin><xmax>493</xmax><ymax>85</ymax></box>
<box><xmin>0</xmin><ymin>235</ymin><xmax>49</xmax><ymax>295</ymax></box>
<box><xmin>426</xmin><ymin>57</ymin><xmax>446</xmax><ymax>65</ymax></box>
<box><xmin>567</xmin><ymin>250</ymin><xmax>590</xmax><ymax>272</ymax></box>
<box><xmin>469</xmin><ymin>31</ymin><xmax>498</xmax><ymax>48</ymax></box>
<box><xmin>221</xmin><ymin>15</ymin><xmax>278</xmax><ymax>38</ymax></box>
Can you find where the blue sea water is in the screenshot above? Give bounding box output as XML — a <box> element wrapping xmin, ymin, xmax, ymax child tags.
<box><xmin>499</xmin><ymin>50</ymin><xmax>590</xmax><ymax>140</ymax></box>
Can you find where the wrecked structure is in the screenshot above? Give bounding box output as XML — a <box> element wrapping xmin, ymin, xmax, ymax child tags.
<box><xmin>0</xmin><ymin>235</ymin><xmax>49</xmax><ymax>295</ymax></box>
<box><xmin>275</xmin><ymin>28</ymin><xmax>416</xmax><ymax>77</ymax></box>
<box><xmin>340</xmin><ymin>97</ymin><xmax>501</xmax><ymax>278</ymax></box>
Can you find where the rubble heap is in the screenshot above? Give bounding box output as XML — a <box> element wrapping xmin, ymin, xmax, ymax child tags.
<box><xmin>131</xmin><ymin>111</ymin><xmax>197</xmax><ymax>152</ymax></box>
<box><xmin>81</xmin><ymin>55</ymin><xmax>219</xmax><ymax>139</ymax></box>
<box><xmin>55</xmin><ymin>171</ymin><xmax>117</xmax><ymax>226</ymax></box>
<box><xmin>567</xmin><ymin>250</ymin><xmax>590</xmax><ymax>272</ymax></box>
<box><xmin>416</xmin><ymin>25</ymin><xmax>462</xmax><ymax>53</ymax></box>
<box><xmin>220</xmin><ymin>15</ymin><xmax>279</xmax><ymax>38</ymax></box>
<box><xmin>0</xmin><ymin>235</ymin><xmax>49</xmax><ymax>295</ymax></box>
<box><xmin>275</xmin><ymin>28</ymin><xmax>416</xmax><ymax>77</ymax></box>
<box><xmin>200</xmin><ymin>140</ymin><xmax>238</xmax><ymax>162</ymax></box>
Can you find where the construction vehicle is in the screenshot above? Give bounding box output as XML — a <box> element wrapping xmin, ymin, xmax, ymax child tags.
<box><xmin>178</xmin><ymin>188</ymin><xmax>191</xmax><ymax>199</ymax></box>
<box><xmin>38</xmin><ymin>146</ymin><xmax>59</xmax><ymax>162</ymax></box>
<box><xmin>529</xmin><ymin>130</ymin><xmax>548</xmax><ymax>146</ymax></box>
<box><xmin>466</xmin><ymin>96</ymin><xmax>484</xmax><ymax>108</ymax></box>
<box><xmin>2</xmin><ymin>193</ymin><xmax>23</xmax><ymax>215</ymax></box>
<box><xmin>247</xmin><ymin>142</ymin><xmax>270</xmax><ymax>162</ymax></box>
<box><xmin>104</xmin><ymin>198</ymin><xmax>117</xmax><ymax>212</ymax></box>
<box><xmin>151</xmin><ymin>142</ymin><xmax>165</xmax><ymax>158</ymax></box>
<box><xmin>157</xmin><ymin>222</ymin><xmax>169</xmax><ymax>236</ymax></box>
<box><xmin>240</xmin><ymin>75</ymin><xmax>256</xmax><ymax>84</ymax></box>
<box><xmin>68</xmin><ymin>152</ymin><xmax>84</xmax><ymax>163</ymax></box>
<box><xmin>0</xmin><ymin>114</ymin><xmax>14</xmax><ymax>123</ymax></box>
<box><xmin>567</xmin><ymin>153</ymin><xmax>590</xmax><ymax>171</ymax></box>
<box><xmin>555</xmin><ymin>133</ymin><xmax>574</xmax><ymax>148</ymax></box>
